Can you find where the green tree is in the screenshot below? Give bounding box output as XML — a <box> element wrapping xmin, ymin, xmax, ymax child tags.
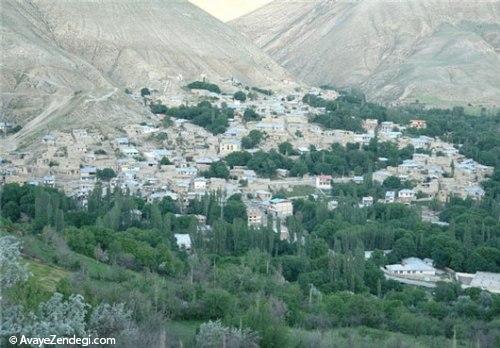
<box><xmin>233</xmin><ymin>91</ymin><xmax>247</xmax><ymax>102</ymax></box>
<box><xmin>243</xmin><ymin>108</ymin><xmax>261</xmax><ymax>122</ymax></box>
<box><xmin>242</xmin><ymin>130</ymin><xmax>264</xmax><ymax>149</ymax></box>
<box><xmin>96</xmin><ymin>168</ymin><xmax>116</xmax><ymax>181</ymax></box>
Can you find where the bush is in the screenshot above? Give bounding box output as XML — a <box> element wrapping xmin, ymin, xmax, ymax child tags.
<box><xmin>187</xmin><ymin>81</ymin><xmax>221</xmax><ymax>94</ymax></box>
<box><xmin>96</xmin><ymin>168</ymin><xmax>116</xmax><ymax>181</ymax></box>
<box><xmin>234</xmin><ymin>91</ymin><xmax>247</xmax><ymax>102</ymax></box>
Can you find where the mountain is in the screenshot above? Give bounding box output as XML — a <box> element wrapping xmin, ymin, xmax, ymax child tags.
<box><xmin>0</xmin><ymin>0</ymin><xmax>290</xmax><ymax>148</ymax></box>
<box><xmin>232</xmin><ymin>0</ymin><xmax>500</xmax><ymax>107</ymax></box>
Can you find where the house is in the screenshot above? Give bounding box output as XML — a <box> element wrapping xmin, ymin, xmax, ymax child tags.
<box><xmin>191</xmin><ymin>177</ymin><xmax>207</xmax><ymax>191</ymax></box>
<box><xmin>327</xmin><ymin>200</ymin><xmax>338</xmax><ymax>210</ymax></box>
<box><xmin>359</xmin><ymin>196</ymin><xmax>373</xmax><ymax>207</ymax></box>
<box><xmin>255</xmin><ymin>190</ymin><xmax>272</xmax><ymax>201</ymax></box>
<box><xmin>385</xmin><ymin>191</ymin><xmax>396</xmax><ymax>203</ymax></box>
<box><xmin>373</xmin><ymin>169</ymin><xmax>391</xmax><ymax>183</ymax></box>
<box><xmin>121</xmin><ymin>146</ymin><xmax>139</xmax><ymax>157</ymax></box>
<box><xmin>455</xmin><ymin>272</ymin><xmax>500</xmax><ymax>294</ymax></box>
<box><xmin>247</xmin><ymin>206</ymin><xmax>264</xmax><ymax>226</ymax></box>
<box><xmin>267</xmin><ymin>198</ymin><xmax>293</xmax><ymax>218</ymax></box>
<box><xmin>411</xmin><ymin>136</ymin><xmax>433</xmax><ymax>149</ymax></box>
<box><xmin>354</xmin><ymin>133</ymin><xmax>374</xmax><ymax>145</ymax></box>
<box><xmin>42</xmin><ymin>134</ymin><xmax>56</xmax><ymax>146</ymax></box>
<box><xmin>42</xmin><ymin>175</ymin><xmax>55</xmax><ymax>187</ymax></box>
<box><xmin>80</xmin><ymin>166</ymin><xmax>97</xmax><ymax>181</ymax></box>
<box><xmin>315</xmin><ymin>175</ymin><xmax>332</xmax><ymax>189</ymax></box>
<box><xmin>410</xmin><ymin>119</ymin><xmax>427</xmax><ymax>129</ymax></box>
<box><xmin>464</xmin><ymin>186</ymin><xmax>485</xmax><ymax>200</ymax></box>
<box><xmin>174</xmin><ymin>234</ymin><xmax>192</xmax><ymax>251</ymax></box>
<box><xmin>352</xmin><ymin>176</ymin><xmax>364</xmax><ymax>184</ymax></box>
<box><xmin>362</xmin><ymin>119</ymin><xmax>378</xmax><ymax>133</ymax></box>
<box><xmin>115</xmin><ymin>137</ymin><xmax>130</xmax><ymax>146</ymax></box>
<box><xmin>0</xmin><ymin>122</ymin><xmax>13</xmax><ymax>133</ymax></box>
<box><xmin>398</xmin><ymin>189</ymin><xmax>416</xmax><ymax>203</ymax></box>
<box><xmin>379</xmin><ymin>121</ymin><xmax>397</xmax><ymax>133</ymax></box>
<box><xmin>219</xmin><ymin>138</ymin><xmax>241</xmax><ymax>156</ymax></box>
<box><xmin>385</xmin><ymin>257</ymin><xmax>436</xmax><ymax>277</ymax></box>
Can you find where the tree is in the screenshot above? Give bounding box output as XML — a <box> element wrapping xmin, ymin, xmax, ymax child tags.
<box><xmin>203</xmin><ymin>161</ymin><xmax>230</xmax><ymax>179</ymax></box>
<box><xmin>96</xmin><ymin>168</ymin><xmax>116</xmax><ymax>181</ymax></box>
<box><xmin>88</xmin><ymin>302</ymin><xmax>137</xmax><ymax>338</ymax></box>
<box><xmin>55</xmin><ymin>209</ymin><xmax>65</xmax><ymax>233</ymax></box>
<box><xmin>243</xmin><ymin>108</ymin><xmax>261</xmax><ymax>122</ymax></box>
<box><xmin>382</xmin><ymin>176</ymin><xmax>402</xmax><ymax>190</ymax></box>
<box><xmin>140</xmin><ymin>87</ymin><xmax>151</xmax><ymax>97</ymax></box>
<box><xmin>202</xmin><ymin>289</ymin><xmax>234</xmax><ymax>320</ymax></box>
<box><xmin>195</xmin><ymin>320</ymin><xmax>259</xmax><ymax>348</ymax></box>
<box><xmin>278</xmin><ymin>142</ymin><xmax>296</xmax><ymax>156</ymax></box>
<box><xmin>0</xmin><ymin>236</ymin><xmax>29</xmax><ymax>289</ymax></box>
<box><xmin>242</xmin><ymin>130</ymin><xmax>264</xmax><ymax>149</ymax></box>
<box><xmin>159</xmin><ymin>156</ymin><xmax>171</xmax><ymax>165</ymax></box>
<box><xmin>187</xmin><ymin>81</ymin><xmax>221</xmax><ymax>94</ymax></box>
<box><xmin>290</xmin><ymin>160</ymin><xmax>308</xmax><ymax>177</ymax></box>
<box><xmin>2</xmin><ymin>201</ymin><xmax>20</xmax><ymax>221</ymax></box>
<box><xmin>29</xmin><ymin>293</ymin><xmax>89</xmax><ymax>337</ymax></box>
<box><xmin>234</xmin><ymin>91</ymin><xmax>247</xmax><ymax>102</ymax></box>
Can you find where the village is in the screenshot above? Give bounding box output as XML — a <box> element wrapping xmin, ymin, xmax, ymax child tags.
<box><xmin>1</xmin><ymin>82</ymin><xmax>498</xmax><ymax>293</ymax></box>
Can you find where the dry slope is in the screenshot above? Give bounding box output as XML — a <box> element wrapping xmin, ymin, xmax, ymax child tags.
<box><xmin>232</xmin><ymin>0</ymin><xmax>500</xmax><ymax>107</ymax></box>
<box><xmin>1</xmin><ymin>0</ymin><xmax>290</xmax><ymax>147</ymax></box>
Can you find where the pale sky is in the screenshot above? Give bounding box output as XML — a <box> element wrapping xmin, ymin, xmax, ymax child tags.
<box><xmin>189</xmin><ymin>0</ymin><xmax>273</xmax><ymax>22</ymax></box>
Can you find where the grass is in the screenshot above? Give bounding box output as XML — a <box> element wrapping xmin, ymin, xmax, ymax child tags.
<box><xmin>165</xmin><ymin>320</ymin><xmax>202</xmax><ymax>346</ymax></box>
<box><xmin>292</xmin><ymin>326</ymin><xmax>465</xmax><ymax>348</ymax></box>
<box><xmin>285</xmin><ymin>185</ymin><xmax>318</xmax><ymax>198</ymax></box>
<box><xmin>25</xmin><ymin>259</ymin><xmax>69</xmax><ymax>292</ymax></box>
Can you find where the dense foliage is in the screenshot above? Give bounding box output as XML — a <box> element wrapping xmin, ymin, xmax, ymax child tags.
<box><xmin>151</xmin><ymin>101</ymin><xmax>234</xmax><ymax>134</ymax></box>
<box><xmin>187</xmin><ymin>81</ymin><xmax>221</xmax><ymax>94</ymax></box>
<box><xmin>2</xmin><ymin>88</ymin><xmax>500</xmax><ymax>347</ymax></box>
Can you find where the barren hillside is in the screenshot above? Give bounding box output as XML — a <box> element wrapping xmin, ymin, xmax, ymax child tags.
<box><xmin>232</xmin><ymin>0</ymin><xmax>500</xmax><ymax>107</ymax></box>
<box><xmin>0</xmin><ymin>0</ymin><xmax>290</xmax><ymax>147</ymax></box>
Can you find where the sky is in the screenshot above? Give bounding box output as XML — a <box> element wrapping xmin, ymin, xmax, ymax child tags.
<box><xmin>189</xmin><ymin>0</ymin><xmax>273</xmax><ymax>22</ymax></box>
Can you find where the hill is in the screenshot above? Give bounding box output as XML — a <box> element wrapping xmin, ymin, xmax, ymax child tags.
<box><xmin>232</xmin><ymin>0</ymin><xmax>500</xmax><ymax>107</ymax></box>
<box><xmin>0</xmin><ymin>0</ymin><xmax>290</xmax><ymax>147</ymax></box>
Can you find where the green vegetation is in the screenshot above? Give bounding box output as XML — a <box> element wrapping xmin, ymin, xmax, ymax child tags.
<box><xmin>151</xmin><ymin>101</ymin><xmax>233</xmax><ymax>134</ymax></box>
<box><xmin>251</xmin><ymin>86</ymin><xmax>273</xmax><ymax>96</ymax></box>
<box><xmin>160</xmin><ymin>156</ymin><xmax>171</xmax><ymax>165</ymax></box>
<box><xmin>243</xmin><ymin>107</ymin><xmax>262</xmax><ymax>122</ymax></box>
<box><xmin>202</xmin><ymin>161</ymin><xmax>230</xmax><ymax>179</ymax></box>
<box><xmin>96</xmin><ymin>168</ymin><xmax>116</xmax><ymax>181</ymax></box>
<box><xmin>242</xmin><ymin>130</ymin><xmax>265</xmax><ymax>149</ymax></box>
<box><xmin>233</xmin><ymin>91</ymin><xmax>247</xmax><ymax>102</ymax></box>
<box><xmin>187</xmin><ymin>81</ymin><xmax>221</xmax><ymax>94</ymax></box>
<box><xmin>2</xmin><ymin>87</ymin><xmax>500</xmax><ymax>347</ymax></box>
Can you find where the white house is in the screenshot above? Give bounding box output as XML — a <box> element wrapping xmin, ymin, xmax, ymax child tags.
<box><xmin>327</xmin><ymin>200</ymin><xmax>338</xmax><ymax>210</ymax></box>
<box><xmin>359</xmin><ymin>196</ymin><xmax>374</xmax><ymax>208</ymax></box>
<box><xmin>385</xmin><ymin>191</ymin><xmax>396</xmax><ymax>203</ymax></box>
<box><xmin>267</xmin><ymin>198</ymin><xmax>293</xmax><ymax>218</ymax></box>
<box><xmin>42</xmin><ymin>175</ymin><xmax>55</xmax><ymax>187</ymax></box>
<box><xmin>385</xmin><ymin>257</ymin><xmax>436</xmax><ymax>277</ymax></box>
<box><xmin>398</xmin><ymin>189</ymin><xmax>416</xmax><ymax>203</ymax></box>
<box><xmin>174</xmin><ymin>234</ymin><xmax>192</xmax><ymax>251</ymax></box>
<box><xmin>80</xmin><ymin>166</ymin><xmax>97</xmax><ymax>182</ymax></box>
<box><xmin>247</xmin><ymin>206</ymin><xmax>264</xmax><ymax>226</ymax></box>
<box><xmin>315</xmin><ymin>175</ymin><xmax>332</xmax><ymax>189</ymax></box>
<box><xmin>219</xmin><ymin>138</ymin><xmax>241</xmax><ymax>156</ymax></box>
<box><xmin>191</xmin><ymin>177</ymin><xmax>207</xmax><ymax>191</ymax></box>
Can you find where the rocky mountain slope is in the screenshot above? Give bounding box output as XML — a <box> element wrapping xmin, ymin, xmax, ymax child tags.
<box><xmin>1</xmin><ymin>0</ymin><xmax>290</xmax><ymax>148</ymax></box>
<box><xmin>232</xmin><ymin>0</ymin><xmax>500</xmax><ymax>107</ymax></box>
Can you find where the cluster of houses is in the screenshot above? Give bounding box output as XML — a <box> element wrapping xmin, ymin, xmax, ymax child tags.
<box><xmin>382</xmin><ymin>256</ymin><xmax>500</xmax><ymax>294</ymax></box>
<box><xmin>0</xmin><ymin>84</ymin><xmax>493</xmax><ymax>242</ymax></box>
<box><xmin>2</xmin><ymin>80</ymin><xmax>499</xmax><ymax>295</ymax></box>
